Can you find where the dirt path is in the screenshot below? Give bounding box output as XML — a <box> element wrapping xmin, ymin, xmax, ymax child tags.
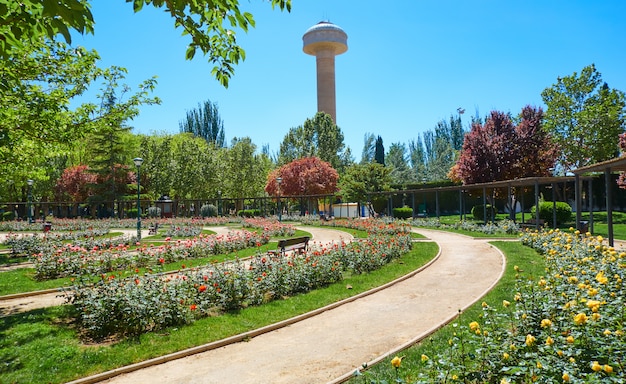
<box><xmin>83</xmin><ymin>229</ymin><xmax>505</xmax><ymax>384</ymax></box>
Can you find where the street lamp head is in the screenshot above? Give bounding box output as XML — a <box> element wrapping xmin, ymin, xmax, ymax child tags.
<box><xmin>133</xmin><ymin>157</ymin><xmax>144</xmax><ymax>167</ymax></box>
<box><xmin>27</xmin><ymin>179</ymin><xmax>34</xmax><ymax>186</ymax></box>
<box><xmin>276</xmin><ymin>177</ymin><xmax>282</xmax><ymax>185</ymax></box>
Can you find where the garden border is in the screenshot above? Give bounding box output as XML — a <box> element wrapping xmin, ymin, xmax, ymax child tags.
<box><xmin>65</xmin><ymin>237</ymin><xmax>441</xmax><ymax>384</ymax></box>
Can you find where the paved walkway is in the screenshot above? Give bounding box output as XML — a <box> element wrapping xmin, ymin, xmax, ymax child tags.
<box><xmin>88</xmin><ymin>229</ymin><xmax>505</xmax><ymax>384</ymax></box>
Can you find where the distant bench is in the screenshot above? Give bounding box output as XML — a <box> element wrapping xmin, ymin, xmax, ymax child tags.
<box><xmin>268</xmin><ymin>236</ymin><xmax>310</xmax><ymax>256</ymax></box>
<box><xmin>519</xmin><ymin>218</ymin><xmax>545</xmax><ymax>229</ymax></box>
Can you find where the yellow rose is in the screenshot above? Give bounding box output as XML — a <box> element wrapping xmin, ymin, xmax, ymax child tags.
<box><xmin>562</xmin><ymin>372</ymin><xmax>570</xmax><ymax>382</ymax></box>
<box><xmin>574</xmin><ymin>312</ymin><xmax>588</xmax><ymax>325</ymax></box>
<box><xmin>604</xmin><ymin>364</ymin><xmax>613</xmax><ymax>373</ymax></box>
<box><xmin>421</xmin><ymin>354</ymin><xmax>429</xmax><ymax>362</ymax></box>
<box><xmin>566</xmin><ymin>336</ymin><xmax>575</xmax><ymax>344</ymax></box>
<box><xmin>469</xmin><ymin>321</ymin><xmax>480</xmax><ymax>331</ymax></box>
<box><xmin>546</xmin><ymin>336</ymin><xmax>554</xmax><ymax>346</ymax></box>
<box><xmin>536</xmin><ymin>361</ymin><xmax>542</xmax><ymax>369</ymax></box>
<box><xmin>591</xmin><ymin>361</ymin><xmax>602</xmax><ymax>372</ymax></box>
<box><xmin>541</xmin><ymin>319</ymin><xmax>553</xmax><ymax>328</ymax></box>
<box><xmin>526</xmin><ymin>334</ymin><xmax>536</xmax><ymax>347</ymax></box>
<box><xmin>502</xmin><ymin>300</ymin><xmax>511</xmax><ymax>308</ymax></box>
<box><xmin>390</xmin><ymin>356</ymin><xmax>403</xmax><ymax>368</ymax></box>
<box><xmin>503</xmin><ymin>352</ymin><xmax>510</xmax><ymax>360</ymax></box>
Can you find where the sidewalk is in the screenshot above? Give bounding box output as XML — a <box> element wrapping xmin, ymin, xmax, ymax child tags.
<box><xmin>88</xmin><ymin>229</ymin><xmax>505</xmax><ymax>384</ymax></box>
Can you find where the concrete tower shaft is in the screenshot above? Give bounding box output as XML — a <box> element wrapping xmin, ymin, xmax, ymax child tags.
<box><xmin>302</xmin><ymin>21</ymin><xmax>348</xmax><ymax>124</ymax></box>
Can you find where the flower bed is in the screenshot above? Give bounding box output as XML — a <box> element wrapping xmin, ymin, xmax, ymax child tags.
<box><xmin>33</xmin><ymin>230</ymin><xmax>268</xmax><ymax>280</ymax></box>
<box><xmin>69</xmin><ymin>232</ymin><xmax>413</xmax><ymax>339</ymax></box>
<box><xmin>242</xmin><ymin>217</ymin><xmax>296</xmax><ymax>237</ymax></box>
<box><xmin>313</xmin><ymin>218</ymin><xmax>411</xmax><ymax>235</ymax></box>
<box><xmin>413</xmin><ymin>228</ymin><xmax>625</xmax><ymax>382</ymax></box>
<box><xmin>411</xmin><ymin>218</ymin><xmax>520</xmax><ymax>235</ymax></box>
<box><xmin>4</xmin><ymin>228</ymin><xmax>113</xmax><ymax>255</ymax></box>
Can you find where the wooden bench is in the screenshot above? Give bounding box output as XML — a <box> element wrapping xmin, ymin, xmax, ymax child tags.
<box><xmin>269</xmin><ymin>236</ymin><xmax>310</xmax><ymax>256</ymax></box>
<box><xmin>519</xmin><ymin>219</ymin><xmax>545</xmax><ymax>229</ymax></box>
<box><xmin>148</xmin><ymin>222</ymin><xmax>159</xmax><ymax>235</ymax></box>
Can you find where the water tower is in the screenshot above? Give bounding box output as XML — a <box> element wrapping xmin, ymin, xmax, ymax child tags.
<box><xmin>302</xmin><ymin>21</ymin><xmax>348</xmax><ymax>123</ymax></box>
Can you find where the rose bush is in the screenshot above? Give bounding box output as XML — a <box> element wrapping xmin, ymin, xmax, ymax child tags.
<box><xmin>411</xmin><ymin>228</ymin><xmax>625</xmax><ymax>382</ymax></box>
<box><xmin>70</xmin><ymin>231</ymin><xmax>412</xmax><ymax>339</ymax></box>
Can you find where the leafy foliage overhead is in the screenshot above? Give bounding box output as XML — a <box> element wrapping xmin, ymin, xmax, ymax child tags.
<box><xmin>0</xmin><ymin>0</ymin><xmax>292</xmax><ymax>87</ymax></box>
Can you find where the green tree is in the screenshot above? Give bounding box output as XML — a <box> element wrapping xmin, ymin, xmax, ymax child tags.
<box><xmin>408</xmin><ymin>137</ymin><xmax>427</xmax><ymax>182</ymax></box>
<box><xmin>0</xmin><ymin>40</ymin><xmax>158</xmax><ymax>197</ymax></box>
<box><xmin>222</xmin><ymin>137</ymin><xmax>271</xmax><ymax>202</ymax></box>
<box><xmin>386</xmin><ymin>143</ymin><xmax>413</xmax><ymax>185</ymax></box>
<box><xmin>541</xmin><ymin>64</ymin><xmax>626</xmax><ymax>173</ymax></box>
<box><xmin>0</xmin><ymin>0</ymin><xmax>291</xmax><ymax>87</ymax></box>
<box><xmin>360</xmin><ymin>133</ymin><xmax>376</xmax><ymax>164</ymax></box>
<box><xmin>339</xmin><ymin>162</ymin><xmax>392</xmax><ymax>215</ymax></box>
<box><xmin>85</xmin><ymin>67</ymin><xmax>159</xmax><ymax>211</ymax></box>
<box><xmin>374</xmin><ymin>135</ymin><xmax>385</xmax><ymax>165</ymax></box>
<box><xmin>170</xmin><ymin>134</ymin><xmax>217</xmax><ymax>199</ymax></box>
<box><xmin>179</xmin><ymin>99</ymin><xmax>225</xmax><ymax>147</ymax></box>
<box><xmin>413</xmin><ymin>113</ymin><xmax>465</xmax><ymax>182</ymax></box>
<box><xmin>278</xmin><ymin>112</ymin><xmax>352</xmax><ymax>172</ymax></box>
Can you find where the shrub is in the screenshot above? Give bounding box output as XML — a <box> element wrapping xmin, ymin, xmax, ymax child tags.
<box><xmin>2</xmin><ymin>211</ymin><xmax>14</xmax><ymax>221</ymax></box>
<box><xmin>393</xmin><ymin>206</ymin><xmax>413</xmax><ymax>219</ymax></box>
<box><xmin>531</xmin><ymin>201</ymin><xmax>572</xmax><ymax>224</ymax></box>
<box><xmin>471</xmin><ymin>204</ymin><xmax>496</xmax><ymax>221</ymax></box>
<box><xmin>147</xmin><ymin>206</ymin><xmax>161</xmax><ymax>218</ymax></box>
<box><xmin>238</xmin><ymin>209</ymin><xmax>260</xmax><ymax>218</ymax></box>
<box><xmin>200</xmin><ymin>204</ymin><xmax>217</xmax><ymax>218</ymax></box>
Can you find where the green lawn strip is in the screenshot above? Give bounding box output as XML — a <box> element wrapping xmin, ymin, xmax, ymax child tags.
<box><xmin>0</xmin><ymin>242</ymin><xmax>438</xmax><ymax>384</ymax></box>
<box><xmin>345</xmin><ymin>240</ymin><xmax>546</xmax><ymax>382</ymax></box>
<box><xmin>0</xmin><ymin>269</ymin><xmax>72</xmax><ymax>295</ymax></box>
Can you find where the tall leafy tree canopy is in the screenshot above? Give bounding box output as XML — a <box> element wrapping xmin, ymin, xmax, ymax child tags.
<box><xmin>541</xmin><ymin>64</ymin><xmax>626</xmax><ymax>173</ymax></box>
<box><xmin>360</xmin><ymin>133</ymin><xmax>376</xmax><ymax>164</ymax></box>
<box><xmin>0</xmin><ymin>39</ymin><xmax>158</xmax><ymax>199</ymax></box>
<box><xmin>386</xmin><ymin>143</ymin><xmax>413</xmax><ymax>185</ymax></box>
<box><xmin>0</xmin><ymin>0</ymin><xmax>291</xmax><ymax>87</ymax></box>
<box><xmin>179</xmin><ymin>99</ymin><xmax>225</xmax><ymax>147</ymax></box>
<box><xmin>409</xmin><ymin>114</ymin><xmax>465</xmax><ymax>182</ymax></box>
<box><xmin>450</xmin><ymin>106</ymin><xmax>557</xmax><ymax>184</ymax></box>
<box><xmin>278</xmin><ymin>112</ymin><xmax>352</xmax><ymax>172</ymax></box>
<box><xmin>265</xmin><ymin>157</ymin><xmax>338</xmax><ymax>197</ymax></box>
<box><xmin>338</xmin><ymin>162</ymin><xmax>392</xmax><ymax>205</ymax></box>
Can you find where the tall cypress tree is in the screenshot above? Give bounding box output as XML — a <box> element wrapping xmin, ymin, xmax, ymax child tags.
<box><xmin>374</xmin><ymin>135</ymin><xmax>385</xmax><ymax>165</ymax></box>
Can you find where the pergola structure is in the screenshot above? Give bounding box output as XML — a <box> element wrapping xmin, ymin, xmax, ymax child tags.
<box><xmin>383</xmin><ymin>176</ymin><xmax>585</xmax><ymax>230</ymax></box>
<box><xmin>573</xmin><ymin>156</ymin><xmax>626</xmax><ymax>246</ymax></box>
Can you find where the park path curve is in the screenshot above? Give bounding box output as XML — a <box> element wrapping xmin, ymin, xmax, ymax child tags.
<box><xmin>89</xmin><ymin>229</ymin><xmax>505</xmax><ymax>384</ymax></box>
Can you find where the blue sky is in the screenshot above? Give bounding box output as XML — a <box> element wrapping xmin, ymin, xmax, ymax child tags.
<box><xmin>73</xmin><ymin>1</ymin><xmax>626</xmax><ymax>159</ymax></box>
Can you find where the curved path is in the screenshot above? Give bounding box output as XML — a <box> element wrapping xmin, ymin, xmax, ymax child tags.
<box><xmin>84</xmin><ymin>229</ymin><xmax>505</xmax><ymax>384</ymax></box>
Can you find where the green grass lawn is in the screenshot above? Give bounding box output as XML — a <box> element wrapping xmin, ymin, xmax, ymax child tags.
<box><xmin>0</xmin><ymin>242</ymin><xmax>438</xmax><ymax>384</ymax></box>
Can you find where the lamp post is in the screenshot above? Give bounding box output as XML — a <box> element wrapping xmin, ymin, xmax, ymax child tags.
<box><xmin>276</xmin><ymin>177</ymin><xmax>282</xmax><ymax>222</ymax></box>
<box><xmin>27</xmin><ymin>179</ymin><xmax>33</xmax><ymax>224</ymax></box>
<box><xmin>217</xmin><ymin>190</ymin><xmax>222</xmax><ymax>216</ymax></box>
<box><xmin>133</xmin><ymin>157</ymin><xmax>144</xmax><ymax>240</ymax></box>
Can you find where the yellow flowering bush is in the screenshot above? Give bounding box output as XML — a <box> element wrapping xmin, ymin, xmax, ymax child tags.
<box><xmin>406</xmin><ymin>228</ymin><xmax>625</xmax><ymax>383</ymax></box>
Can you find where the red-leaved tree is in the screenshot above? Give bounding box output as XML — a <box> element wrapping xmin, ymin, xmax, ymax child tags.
<box><xmin>265</xmin><ymin>157</ymin><xmax>339</xmax><ymax>196</ymax></box>
<box><xmin>55</xmin><ymin>165</ymin><xmax>97</xmax><ymax>202</ymax></box>
<box><xmin>449</xmin><ymin>106</ymin><xmax>557</xmax><ymax>184</ymax></box>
